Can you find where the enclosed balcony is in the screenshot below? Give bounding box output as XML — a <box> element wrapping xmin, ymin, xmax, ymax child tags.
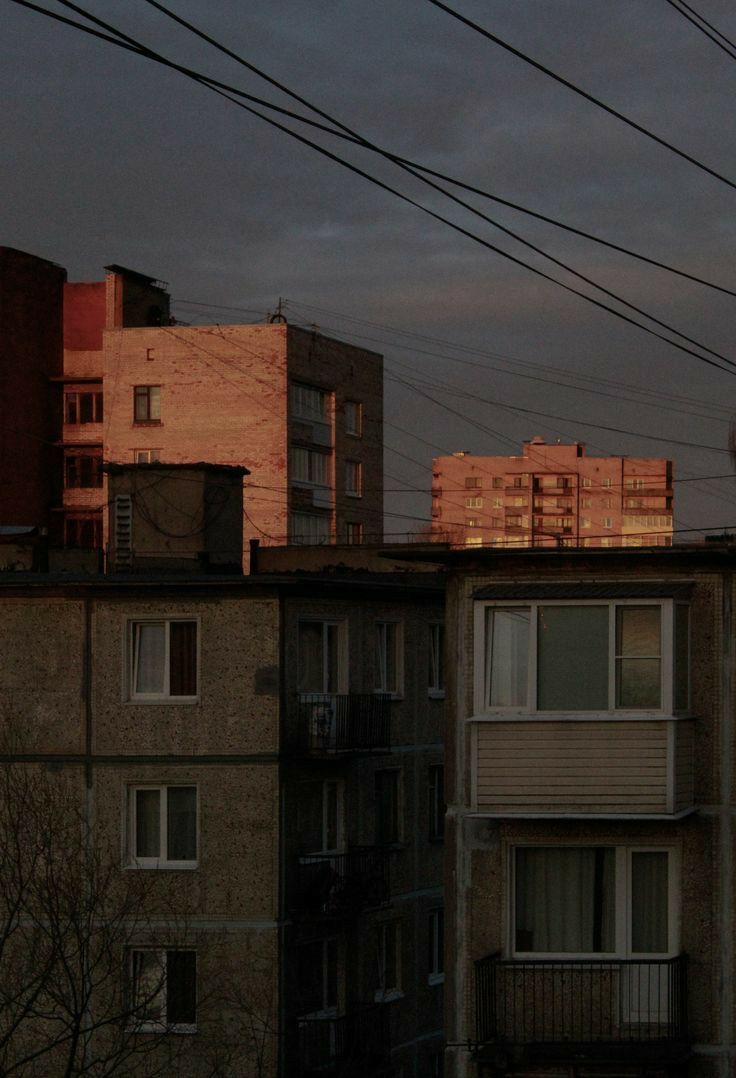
<box><xmin>474</xmin><ymin>953</ymin><xmax>689</xmax><ymax>1065</ymax></box>
<box><xmin>296</xmin><ymin>693</ymin><xmax>391</xmax><ymax>754</ymax></box>
<box><xmin>292</xmin><ymin>847</ymin><xmax>390</xmax><ymax>919</ymax></box>
<box><xmin>295</xmin><ymin>1005</ymin><xmax>391</xmax><ymax>1077</ymax></box>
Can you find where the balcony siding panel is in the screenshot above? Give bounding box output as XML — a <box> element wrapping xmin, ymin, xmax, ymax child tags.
<box><xmin>475</xmin><ymin>721</ymin><xmax>693</xmax><ymax>814</ymax></box>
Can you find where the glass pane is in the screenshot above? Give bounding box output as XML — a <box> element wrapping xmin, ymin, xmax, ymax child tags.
<box><xmin>132</xmin><ymin>951</ymin><xmax>164</xmax><ymax>1023</ymax></box>
<box><xmin>515</xmin><ymin>847</ymin><xmax>615</xmax><ymax>952</ymax></box>
<box><xmin>617</xmin><ymin>658</ymin><xmax>661</xmax><ymax>708</ymax></box>
<box><xmin>134</xmin><ymin>623</ymin><xmax>165</xmax><ymax>694</ymax></box>
<box><xmin>325</xmin><ymin>938</ymin><xmax>338</xmax><ymax>1008</ymax></box>
<box><xmin>324</xmin><ymin>782</ymin><xmax>338</xmax><ymax>851</ymax></box>
<box><xmin>325</xmin><ymin>624</ymin><xmax>340</xmax><ymax>693</ymax></box>
<box><xmin>487</xmin><ymin>609</ymin><xmax>530</xmax><ymax>707</ymax></box>
<box><xmin>135</xmin><ymin>789</ymin><xmax>160</xmax><ymax>858</ymax></box>
<box><xmin>167</xmin><ymin>787</ymin><xmax>196</xmax><ymax>861</ymax></box>
<box><xmin>169</xmin><ymin>622</ymin><xmax>197</xmax><ymax>696</ymax></box>
<box><xmin>166</xmin><ymin>951</ymin><xmax>196</xmax><ymax>1025</ymax></box>
<box><xmin>537</xmin><ymin>606</ymin><xmax>608</xmax><ymax>710</ymax></box>
<box><xmin>674</xmin><ymin>605</ymin><xmax>690</xmax><ymax>710</ymax></box>
<box><xmin>297</xmin><ymin>782</ymin><xmax>324</xmax><ymax>852</ymax></box>
<box><xmin>299</xmin><ymin>623</ymin><xmax>325</xmax><ymax>692</ymax></box>
<box><xmin>617</xmin><ymin>607</ymin><xmax>660</xmax><ymax>656</ymax></box>
<box><xmin>631</xmin><ymin>852</ymin><xmax>668</xmax><ymax>953</ymax></box>
<box><xmin>148</xmin><ymin>386</ymin><xmax>161</xmax><ymax>420</ymax></box>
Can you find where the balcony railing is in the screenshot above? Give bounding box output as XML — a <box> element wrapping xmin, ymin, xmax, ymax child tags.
<box><xmin>296</xmin><ymin>693</ymin><xmax>391</xmax><ymax>754</ymax></box>
<box><xmin>475</xmin><ymin>953</ymin><xmax>688</xmax><ymax>1058</ymax></box>
<box><xmin>293</xmin><ymin>847</ymin><xmax>390</xmax><ymax>919</ymax></box>
<box><xmin>296</xmin><ymin>1004</ymin><xmax>391</xmax><ymax>1077</ymax></box>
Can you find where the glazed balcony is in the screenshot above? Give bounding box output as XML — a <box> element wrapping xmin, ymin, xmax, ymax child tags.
<box><xmin>295</xmin><ymin>693</ymin><xmax>391</xmax><ymax>755</ymax></box>
<box><xmin>474</xmin><ymin>953</ymin><xmax>689</xmax><ymax>1065</ymax></box>
<box><xmin>292</xmin><ymin>847</ymin><xmax>390</xmax><ymax>920</ymax></box>
<box><xmin>295</xmin><ymin>1004</ymin><xmax>391</xmax><ymax>1077</ymax></box>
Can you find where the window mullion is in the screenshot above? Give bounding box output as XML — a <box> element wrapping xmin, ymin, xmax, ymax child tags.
<box><xmin>609</xmin><ymin>605</ymin><xmax>616</xmax><ymax>711</ymax></box>
<box><xmin>159</xmin><ymin>789</ymin><xmax>167</xmax><ymax>863</ymax></box>
<box><xmin>662</xmin><ymin>599</ymin><xmax>674</xmax><ymax>712</ymax></box>
<box><xmin>617</xmin><ymin>847</ymin><xmax>628</xmax><ymax>958</ymax></box>
<box><xmin>529</xmin><ymin>603</ymin><xmax>538</xmax><ymax>712</ymax></box>
<box><xmin>164</xmin><ymin>623</ymin><xmax>171</xmax><ymax>697</ymax></box>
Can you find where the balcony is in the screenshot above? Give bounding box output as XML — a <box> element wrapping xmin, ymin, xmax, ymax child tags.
<box><xmin>295</xmin><ymin>1005</ymin><xmax>391</xmax><ymax>1077</ymax></box>
<box><xmin>474</xmin><ymin>953</ymin><xmax>689</xmax><ymax>1065</ymax></box>
<box><xmin>292</xmin><ymin>847</ymin><xmax>390</xmax><ymax>919</ymax></box>
<box><xmin>296</xmin><ymin>693</ymin><xmax>391</xmax><ymax>754</ymax></box>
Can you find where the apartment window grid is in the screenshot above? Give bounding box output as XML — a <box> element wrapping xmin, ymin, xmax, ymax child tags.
<box><xmin>128</xmin><ymin>785</ymin><xmax>197</xmax><ymax>867</ymax></box>
<box><xmin>375</xmin><ymin>621</ymin><xmax>402</xmax><ymax>696</ymax></box>
<box><xmin>129</xmin><ymin>619</ymin><xmax>198</xmax><ymax>701</ymax></box>
<box><xmin>65</xmin><ymin>390</ymin><xmax>102</xmax><ymax>424</ymax></box>
<box><xmin>64</xmin><ymin>452</ymin><xmax>103</xmax><ymax>489</ymax></box>
<box><xmin>375</xmin><ymin>769</ymin><xmax>402</xmax><ymax>846</ymax></box>
<box><xmin>428</xmin><ymin>908</ymin><xmax>444</xmax><ymax>984</ymax></box>
<box><xmin>344</xmin><ymin>400</ymin><xmax>362</xmax><ymax>436</ymax></box>
<box><xmin>428</xmin><ymin>764</ymin><xmax>445</xmax><ymax>840</ymax></box>
<box><xmin>129</xmin><ymin>949</ymin><xmax>196</xmax><ymax>1032</ymax></box>
<box><xmin>134</xmin><ymin>385</ymin><xmax>161</xmax><ymax>423</ymax></box>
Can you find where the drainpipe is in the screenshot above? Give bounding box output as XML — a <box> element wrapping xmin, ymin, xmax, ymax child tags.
<box><xmin>719</xmin><ymin>574</ymin><xmax>733</xmax><ymax>1077</ymax></box>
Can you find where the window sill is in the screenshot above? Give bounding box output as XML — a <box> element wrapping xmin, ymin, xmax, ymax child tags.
<box><xmin>375</xmin><ymin>690</ymin><xmax>404</xmax><ymax>701</ymax></box>
<box><xmin>133</xmin><ymin>421</ymin><xmax>163</xmax><ymax>427</ymax></box>
<box><xmin>345</xmin><ymin>492</ymin><xmax>362</xmax><ymax>499</ymax></box>
<box><xmin>127</xmin><ymin>697</ymin><xmax>199</xmax><ymax>705</ymax></box>
<box><xmin>126</xmin><ymin>861</ymin><xmax>198</xmax><ymax>871</ymax></box>
<box><xmin>374</xmin><ymin>989</ymin><xmax>404</xmax><ymax>1004</ymax></box>
<box><xmin>131</xmin><ymin>1023</ymin><xmax>197</xmax><ymax>1035</ymax></box>
<box><xmin>467</xmin><ymin>711</ymin><xmax>692</xmax><ymax>723</ymax></box>
<box><xmin>428</xmin><ymin>689</ymin><xmax>446</xmax><ymax>700</ymax></box>
<box><xmin>428</xmin><ymin>973</ymin><xmax>445</xmax><ymax>987</ymax></box>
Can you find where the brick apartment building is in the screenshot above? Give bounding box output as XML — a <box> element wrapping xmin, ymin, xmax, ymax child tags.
<box><xmin>437</xmin><ymin>542</ymin><xmax>735</xmax><ymax>1078</ymax></box>
<box><xmin>431</xmin><ymin>439</ymin><xmax>673</xmax><ymax>550</ymax></box>
<box><xmin>0</xmin><ymin>468</ymin><xmax>445</xmax><ymax>1077</ymax></box>
<box><xmin>0</xmin><ymin>248</ymin><xmax>383</xmax><ymax>563</ymax></box>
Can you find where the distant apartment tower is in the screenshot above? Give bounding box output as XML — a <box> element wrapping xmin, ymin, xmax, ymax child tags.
<box><xmin>0</xmin><ymin>249</ymin><xmax>383</xmax><ymax>561</ymax></box>
<box><xmin>431</xmin><ymin>438</ymin><xmax>673</xmax><ymax>549</ymax></box>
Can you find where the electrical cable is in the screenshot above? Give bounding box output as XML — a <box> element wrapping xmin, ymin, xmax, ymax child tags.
<box><xmin>664</xmin><ymin>0</ymin><xmax>736</xmax><ymax>61</ymax></box>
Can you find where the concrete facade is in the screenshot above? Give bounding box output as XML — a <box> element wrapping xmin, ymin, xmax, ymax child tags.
<box><xmin>432</xmin><ymin>440</ymin><xmax>673</xmax><ymax>550</ymax></box>
<box><xmin>441</xmin><ymin>544</ymin><xmax>736</xmax><ymax>1078</ymax></box>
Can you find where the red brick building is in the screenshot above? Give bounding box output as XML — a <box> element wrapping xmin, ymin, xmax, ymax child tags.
<box><xmin>431</xmin><ymin>438</ymin><xmax>673</xmax><ymax>549</ymax></box>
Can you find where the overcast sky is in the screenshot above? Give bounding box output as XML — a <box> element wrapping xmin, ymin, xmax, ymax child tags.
<box><xmin>3</xmin><ymin>0</ymin><xmax>736</xmax><ymax>540</ymax></box>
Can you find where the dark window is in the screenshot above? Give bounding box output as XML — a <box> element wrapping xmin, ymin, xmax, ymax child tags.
<box><xmin>134</xmin><ymin>385</ymin><xmax>161</xmax><ymax>422</ymax></box>
<box><xmin>64</xmin><ymin>454</ymin><xmax>102</xmax><ymax>488</ymax></box>
<box><xmin>65</xmin><ymin>391</ymin><xmax>102</xmax><ymax>424</ymax></box>
<box><xmin>375</xmin><ymin>769</ymin><xmax>400</xmax><ymax>845</ymax></box>
<box><xmin>64</xmin><ymin>516</ymin><xmax>102</xmax><ymax>548</ymax></box>
<box><xmin>429</xmin><ymin>765</ymin><xmax>445</xmax><ymax>840</ymax></box>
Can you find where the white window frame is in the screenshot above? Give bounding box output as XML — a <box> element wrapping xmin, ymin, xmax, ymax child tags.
<box><xmin>133</xmin><ymin>448</ymin><xmax>162</xmax><ymax>464</ymax></box>
<box><xmin>474</xmin><ymin>599</ymin><xmax>687</xmax><ymax>717</ymax></box>
<box><xmin>127</xmin><ymin>785</ymin><xmax>198</xmax><ymax>869</ymax></box>
<box><xmin>509</xmin><ymin>843</ymin><xmax>679</xmax><ymax>960</ymax></box>
<box><xmin>465</xmin><ymin>496</ymin><xmax>483</xmax><ymax>509</ymax></box>
<box><xmin>128</xmin><ymin>619</ymin><xmax>199</xmax><ymax>703</ymax></box>
<box><xmin>298</xmin><ymin>618</ymin><xmax>349</xmax><ymax>695</ymax></box>
<box><xmin>129</xmin><ymin>948</ymin><xmax>197</xmax><ymax>1033</ymax></box>
<box><xmin>428</xmin><ymin>908</ymin><xmax>445</xmax><ymax>985</ymax></box>
<box><xmin>375</xmin><ymin>620</ymin><xmax>403</xmax><ymax>697</ymax></box>
<box><xmin>428</xmin><ymin>622</ymin><xmax>445</xmax><ymax>698</ymax></box>
<box><xmin>375</xmin><ymin>920</ymin><xmax>403</xmax><ymax>1002</ymax></box>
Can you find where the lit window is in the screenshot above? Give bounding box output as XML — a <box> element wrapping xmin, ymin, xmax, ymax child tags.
<box><xmin>514</xmin><ymin>846</ymin><xmax>674</xmax><ymax>957</ymax></box>
<box><xmin>134</xmin><ymin>449</ymin><xmax>161</xmax><ymax>464</ymax></box>
<box><xmin>602</xmin><ymin>478</ymin><xmax>613</xmax><ymax>488</ymax></box>
<box><xmin>465</xmin><ymin>518</ymin><xmax>481</xmax><ymax>527</ymax></box>
<box><xmin>345</xmin><ymin>460</ymin><xmax>362</xmax><ymax>497</ymax></box>
<box><xmin>129</xmin><ymin>620</ymin><xmax>198</xmax><ymax>700</ymax></box>
<box><xmin>128</xmin><ymin>786</ymin><xmax>197</xmax><ymax>867</ymax></box>
<box><xmin>428</xmin><ymin>909</ymin><xmax>444</xmax><ymax>984</ymax></box>
<box><xmin>130</xmin><ymin>949</ymin><xmax>196</xmax><ymax>1031</ymax></box>
<box><xmin>375</xmin><ymin>921</ymin><xmax>402</xmax><ymax>1000</ymax></box>
<box><xmin>344</xmin><ymin>400</ymin><xmax>362</xmax><ymax>436</ymax></box>
<box><xmin>375</xmin><ymin>769</ymin><xmax>401</xmax><ymax>845</ymax></box>
<box><xmin>466</xmin><ymin>497</ymin><xmax>483</xmax><ymax>509</ymax></box>
<box><xmin>375</xmin><ymin>621</ymin><xmax>402</xmax><ymax>695</ymax></box>
<box><xmin>64</xmin><ymin>453</ymin><xmax>102</xmax><ymax>488</ymax></box>
<box><xmin>428</xmin><ymin>623</ymin><xmax>445</xmax><ymax>696</ymax></box>
<box><xmin>65</xmin><ymin>391</ymin><xmax>102</xmax><ymax>424</ymax></box>
<box><xmin>428</xmin><ymin>764</ymin><xmax>444</xmax><ymax>840</ymax></box>
<box><xmin>134</xmin><ymin>385</ymin><xmax>161</xmax><ymax>423</ymax></box>
<box><xmin>478</xmin><ymin>601</ymin><xmax>688</xmax><ymax>713</ymax></box>
<box><xmin>465</xmin><ymin>536</ymin><xmax>483</xmax><ymax>546</ymax></box>
<box><xmin>581</xmin><ymin>477</ymin><xmax>592</xmax><ymax>488</ymax></box>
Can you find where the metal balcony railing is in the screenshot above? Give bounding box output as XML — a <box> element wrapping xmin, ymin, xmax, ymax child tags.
<box><xmin>475</xmin><ymin>953</ymin><xmax>688</xmax><ymax>1053</ymax></box>
<box><xmin>293</xmin><ymin>847</ymin><xmax>390</xmax><ymax>919</ymax></box>
<box><xmin>296</xmin><ymin>693</ymin><xmax>391</xmax><ymax>754</ymax></box>
<box><xmin>296</xmin><ymin>1004</ymin><xmax>391</xmax><ymax>1077</ymax></box>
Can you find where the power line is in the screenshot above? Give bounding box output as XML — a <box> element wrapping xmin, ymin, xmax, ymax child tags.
<box><xmin>426</xmin><ymin>0</ymin><xmax>736</xmax><ymax>193</ymax></box>
<box><xmin>664</xmin><ymin>0</ymin><xmax>736</xmax><ymax>61</ymax></box>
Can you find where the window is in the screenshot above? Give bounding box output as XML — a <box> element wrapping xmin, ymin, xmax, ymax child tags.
<box><xmin>130</xmin><ymin>949</ymin><xmax>196</xmax><ymax>1031</ymax></box>
<box><xmin>465</xmin><ymin>476</ymin><xmax>482</xmax><ymax>488</ymax></box>
<box><xmin>492</xmin><ymin>497</ymin><xmax>503</xmax><ymax>509</ymax></box>
<box><xmin>134</xmin><ymin>449</ymin><xmax>161</xmax><ymax>464</ymax></box>
<box><xmin>428</xmin><ymin>623</ymin><xmax>445</xmax><ymax>696</ymax></box>
<box><xmin>581</xmin><ymin>498</ymin><xmax>591</xmax><ymax>509</ymax></box>
<box><xmin>298</xmin><ymin>620</ymin><xmax>347</xmax><ymax>694</ymax></box>
<box><xmin>291</xmin><ymin>446</ymin><xmax>330</xmax><ymax>486</ymax></box>
<box><xmin>375</xmin><ymin>921</ymin><xmax>402</xmax><ymax>1001</ymax></box>
<box><xmin>298</xmin><ymin>938</ymin><xmax>338</xmax><ymax>1016</ymax></box>
<box><xmin>513</xmin><ymin>846</ymin><xmax>675</xmax><ymax>957</ymax></box>
<box><xmin>298</xmin><ymin>780</ymin><xmax>343</xmax><ymax>855</ymax></box>
<box><xmin>479</xmin><ymin>600</ymin><xmax>688</xmax><ymax>713</ymax></box>
<box><xmin>375</xmin><ymin>621</ymin><xmax>402</xmax><ymax>695</ymax></box>
<box><xmin>581</xmin><ymin>518</ymin><xmax>591</xmax><ymax>529</ymax></box>
<box><xmin>64</xmin><ymin>515</ymin><xmax>101</xmax><ymax>549</ymax></box>
<box><xmin>345</xmin><ymin>521</ymin><xmax>363</xmax><ymax>544</ymax></box>
<box><xmin>582</xmin><ymin>477</ymin><xmax>592</xmax><ymax>488</ymax></box>
<box><xmin>344</xmin><ymin>400</ymin><xmax>362</xmax><ymax>436</ymax></box>
<box><xmin>464</xmin><ymin>536</ymin><xmax>483</xmax><ymax>546</ymax></box>
<box><xmin>602</xmin><ymin>478</ymin><xmax>612</xmax><ymax>488</ymax></box>
<box><xmin>128</xmin><ymin>786</ymin><xmax>197</xmax><ymax>867</ymax></box>
<box><xmin>512</xmin><ymin>475</ymin><xmax>528</xmax><ymax>488</ymax></box>
<box><xmin>130</xmin><ymin>620</ymin><xmax>198</xmax><ymax>700</ymax></box>
<box><xmin>64</xmin><ymin>453</ymin><xmax>102</xmax><ymax>488</ymax></box>
<box><xmin>465</xmin><ymin>518</ymin><xmax>481</xmax><ymax>528</ymax></box>
<box><xmin>134</xmin><ymin>385</ymin><xmax>161</xmax><ymax>423</ymax></box>
<box><xmin>465</xmin><ymin>497</ymin><xmax>483</xmax><ymax>509</ymax></box>
<box><xmin>290</xmin><ymin>512</ymin><xmax>330</xmax><ymax>545</ymax></box>
<box><xmin>345</xmin><ymin>460</ymin><xmax>362</xmax><ymax>497</ymax></box>
<box><xmin>291</xmin><ymin>382</ymin><xmax>329</xmax><ymax>423</ymax></box>
<box><xmin>492</xmin><ymin>477</ymin><xmax>504</xmax><ymax>489</ymax></box>
<box><xmin>507</xmin><ymin>496</ymin><xmax>526</xmax><ymax>507</ymax></box>
<box><xmin>625</xmin><ymin>478</ymin><xmax>644</xmax><ymax>490</ymax></box>
<box><xmin>65</xmin><ymin>390</ymin><xmax>102</xmax><ymax>424</ymax></box>
<box><xmin>428</xmin><ymin>909</ymin><xmax>444</xmax><ymax>984</ymax></box>
<box><xmin>428</xmin><ymin>764</ymin><xmax>445</xmax><ymax>840</ymax></box>
<box><xmin>602</xmin><ymin>517</ymin><xmax>613</xmax><ymax>529</ymax></box>
<box><xmin>375</xmin><ymin>769</ymin><xmax>401</xmax><ymax>845</ymax></box>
